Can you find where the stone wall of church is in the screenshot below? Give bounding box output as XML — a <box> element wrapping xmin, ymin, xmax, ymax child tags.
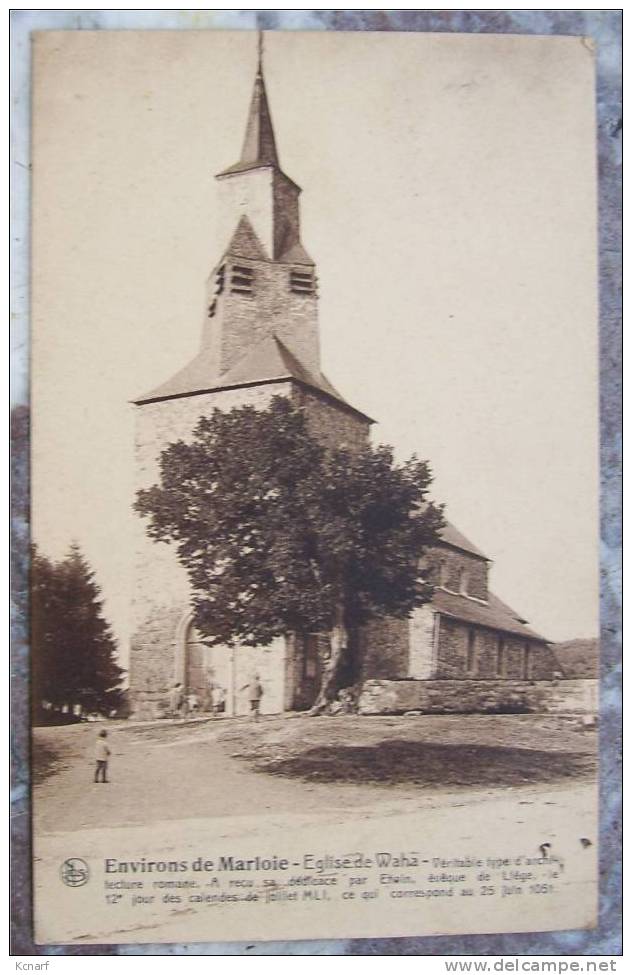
<box><xmin>129</xmin><ymin>379</ymin><xmax>369</xmax><ymax>717</ymax></box>
<box><xmin>357</xmin><ymin>678</ymin><xmax>598</xmax><ymax>716</ymax></box>
<box><xmin>203</xmin><ymin>254</ymin><xmax>321</xmax><ymax>376</ymax></box>
<box><xmin>215</xmin><ymin>168</ymin><xmax>302</xmax><ymax>267</ymax></box>
<box><xmin>435</xmin><ymin>616</ymin><xmax>555</xmax><ymax>680</ymax></box>
<box><xmin>359</xmin><ymin>617</ymin><xmax>411</xmax><ymax>680</ymax></box>
<box><xmin>424</xmin><ymin>545</ymin><xmax>489</xmax><ymax>600</ymax></box>
<box><xmin>353</xmin><ymin>605</ymin><xmax>555</xmax><ymax>688</ymax></box>
<box><xmin>358</xmin><ymin>605</ymin><xmax>437</xmax><ymax>682</ymax></box>
<box><xmin>129</xmin><ymin>381</ymin><xmax>293</xmax><ymax>718</ymax></box>
<box><xmin>292</xmin><ymin>386</ymin><xmax>371</xmax><ymax>452</ymax></box>
<box><xmin>408</xmin><ymin>603</ymin><xmax>437</xmax><ymax>678</ymax></box>
<box><xmin>216</xmin><ymin>168</ymin><xmax>276</xmax><ymax>263</ymax></box>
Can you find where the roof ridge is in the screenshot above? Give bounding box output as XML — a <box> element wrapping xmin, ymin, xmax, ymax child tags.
<box><xmin>271</xmin><ymin>336</ymin><xmax>357</xmax><ymax>408</ymax></box>
<box><xmin>276</xmin><ymin>238</ymin><xmax>314</xmax><ymax>266</ymax></box>
<box><xmin>433</xmin><ymin>586</ymin><xmax>548</xmax><ymax>643</ymax></box>
<box><xmin>134</xmin><ymin>331</ymin><xmax>374</xmax><ymax>423</ymax></box>
<box><xmin>438</xmin><ymin>520</ymin><xmax>489</xmax><ymax>561</ymax></box>
<box><xmin>271</xmin><ymin>334</ymin><xmax>315</xmax><ymax>385</ymax></box>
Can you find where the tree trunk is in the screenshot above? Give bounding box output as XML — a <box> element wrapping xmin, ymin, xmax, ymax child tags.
<box><xmin>310</xmin><ymin>602</ymin><xmax>348</xmax><ymax>715</ymax></box>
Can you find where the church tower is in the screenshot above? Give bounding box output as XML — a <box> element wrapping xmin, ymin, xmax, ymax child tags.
<box><xmin>129</xmin><ymin>37</ymin><xmax>372</xmax><ymax>719</ymax></box>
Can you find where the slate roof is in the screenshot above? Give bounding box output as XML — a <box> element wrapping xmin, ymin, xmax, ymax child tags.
<box><xmin>224</xmin><ymin>217</ymin><xmax>314</xmax><ymax>266</ymax></box>
<box><xmin>215</xmin><ymin>60</ymin><xmax>301</xmax><ymax>195</ymax></box>
<box><xmin>432</xmin><ymin>587</ymin><xmax>547</xmax><ymax>642</ymax></box>
<box><xmin>438</xmin><ymin>521</ymin><xmax>489</xmax><ymax>561</ymax></box>
<box><xmin>217</xmin><ymin>65</ymin><xmax>279</xmax><ymax>177</ymax></box>
<box><xmin>134</xmin><ymin>332</ymin><xmax>374</xmax><ymax>423</ymax></box>
<box><xmin>276</xmin><ymin>238</ymin><xmax>314</xmax><ymax>267</ymax></box>
<box><xmin>226</xmin><ymin>215</ymin><xmax>269</xmax><ymax>261</ymax></box>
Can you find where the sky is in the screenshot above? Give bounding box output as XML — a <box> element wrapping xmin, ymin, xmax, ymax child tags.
<box><xmin>30</xmin><ymin>29</ymin><xmax>599</xmax><ymax>665</ymax></box>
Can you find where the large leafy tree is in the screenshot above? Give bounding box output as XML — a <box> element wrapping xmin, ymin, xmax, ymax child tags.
<box><xmin>31</xmin><ymin>543</ymin><xmax>125</xmax><ymax>721</ymax></box>
<box><xmin>136</xmin><ymin>397</ymin><xmax>444</xmax><ymax>711</ymax></box>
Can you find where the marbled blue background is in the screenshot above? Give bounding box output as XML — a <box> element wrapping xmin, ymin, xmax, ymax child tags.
<box><xmin>10</xmin><ymin>8</ymin><xmax>621</xmax><ymax>957</ymax></box>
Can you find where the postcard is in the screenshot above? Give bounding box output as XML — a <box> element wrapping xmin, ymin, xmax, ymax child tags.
<box><xmin>30</xmin><ymin>29</ymin><xmax>599</xmax><ymax>945</ymax></box>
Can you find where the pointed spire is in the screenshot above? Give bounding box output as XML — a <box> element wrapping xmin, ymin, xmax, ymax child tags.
<box><xmin>229</xmin><ymin>31</ymin><xmax>279</xmax><ymax>173</ymax></box>
<box><xmin>257</xmin><ymin>29</ymin><xmax>263</xmax><ymax>76</ymax></box>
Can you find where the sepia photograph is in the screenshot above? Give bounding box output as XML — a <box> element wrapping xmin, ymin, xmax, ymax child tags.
<box><xmin>26</xmin><ymin>26</ymin><xmax>602</xmax><ymax>947</ymax></box>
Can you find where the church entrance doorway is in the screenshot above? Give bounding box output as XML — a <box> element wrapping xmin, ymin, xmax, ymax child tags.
<box><xmin>184</xmin><ymin>628</ymin><xmax>234</xmax><ymax>715</ymax></box>
<box><xmin>182</xmin><ymin>621</ymin><xmax>287</xmax><ymax>716</ymax></box>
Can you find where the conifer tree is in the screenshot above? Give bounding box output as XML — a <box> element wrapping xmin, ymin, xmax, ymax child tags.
<box><xmin>30</xmin><ymin>545</ymin><xmax>61</xmax><ymax>718</ymax></box>
<box><xmin>31</xmin><ymin>544</ymin><xmax>125</xmax><ymax>721</ymax></box>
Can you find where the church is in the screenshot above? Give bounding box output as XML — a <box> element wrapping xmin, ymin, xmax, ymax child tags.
<box><xmin>129</xmin><ymin>42</ymin><xmax>555</xmax><ymax>720</ymax></box>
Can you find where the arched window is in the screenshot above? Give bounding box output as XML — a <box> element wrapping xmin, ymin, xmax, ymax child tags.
<box><xmin>466</xmin><ymin>628</ymin><xmax>477</xmax><ymax>676</ymax></box>
<box><xmin>523</xmin><ymin>643</ymin><xmax>532</xmax><ymax>679</ymax></box>
<box><xmin>496</xmin><ymin>637</ymin><xmax>506</xmax><ymax>677</ymax></box>
<box><xmin>423</xmin><ymin>558</ymin><xmax>443</xmax><ymax>586</ymax></box>
<box><xmin>303</xmin><ymin>634</ymin><xmax>319</xmax><ymax>679</ymax></box>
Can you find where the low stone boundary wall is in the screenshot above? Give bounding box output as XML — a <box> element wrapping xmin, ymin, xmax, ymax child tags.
<box><xmin>357</xmin><ymin>678</ymin><xmax>598</xmax><ymax>716</ymax></box>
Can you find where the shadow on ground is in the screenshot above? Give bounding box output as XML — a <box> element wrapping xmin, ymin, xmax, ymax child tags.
<box><xmin>31</xmin><ymin>739</ymin><xmax>70</xmax><ymax>785</ymax></box>
<box><xmin>254</xmin><ymin>739</ymin><xmax>596</xmax><ymax>789</ymax></box>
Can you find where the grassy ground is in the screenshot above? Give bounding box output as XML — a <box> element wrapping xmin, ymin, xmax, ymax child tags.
<box><xmin>32</xmin><ymin>712</ymin><xmax>596</xmax><ymax>835</ymax></box>
<box><xmin>224</xmin><ymin>713</ymin><xmax>596</xmax><ymax>787</ymax></box>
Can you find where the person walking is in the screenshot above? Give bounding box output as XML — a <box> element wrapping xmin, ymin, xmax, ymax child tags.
<box><xmin>187</xmin><ymin>691</ymin><xmax>199</xmax><ymax>716</ymax></box>
<box><xmin>169</xmin><ymin>682</ymin><xmax>183</xmax><ymax>718</ymax></box>
<box><xmin>247</xmin><ymin>674</ymin><xmax>264</xmax><ymax>721</ymax></box>
<box><xmin>94</xmin><ymin>729</ymin><xmax>110</xmax><ymax>783</ymax></box>
<box><xmin>203</xmin><ymin>677</ymin><xmax>215</xmax><ymax>715</ymax></box>
<box><xmin>214</xmin><ymin>685</ymin><xmax>226</xmax><ymax>717</ymax></box>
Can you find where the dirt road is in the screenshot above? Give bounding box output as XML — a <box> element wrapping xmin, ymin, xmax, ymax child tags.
<box><xmin>32</xmin><ymin>714</ymin><xmax>598</xmax><ymax>945</ymax></box>
<box><xmin>33</xmin><ymin>713</ymin><xmax>596</xmax><ymax>834</ymax></box>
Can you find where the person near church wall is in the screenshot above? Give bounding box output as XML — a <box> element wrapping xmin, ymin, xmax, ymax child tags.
<box><xmin>243</xmin><ymin>674</ymin><xmax>264</xmax><ymax>720</ymax></box>
<box><xmin>169</xmin><ymin>682</ymin><xmax>184</xmax><ymax>718</ymax></box>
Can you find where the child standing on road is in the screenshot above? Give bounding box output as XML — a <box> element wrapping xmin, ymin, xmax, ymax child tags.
<box><xmin>94</xmin><ymin>729</ymin><xmax>111</xmax><ymax>783</ymax></box>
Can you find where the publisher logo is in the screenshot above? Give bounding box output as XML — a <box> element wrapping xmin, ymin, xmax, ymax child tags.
<box><xmin>60</xmin><ymin>857</ymin><xmax>89</xmax><ymax>887</ymax></box>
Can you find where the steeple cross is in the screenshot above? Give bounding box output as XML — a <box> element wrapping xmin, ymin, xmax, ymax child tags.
<box><xmin>257</xmin><ymin>30</ymin><xmax>263</xmax><ymax>76</ymax></box>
